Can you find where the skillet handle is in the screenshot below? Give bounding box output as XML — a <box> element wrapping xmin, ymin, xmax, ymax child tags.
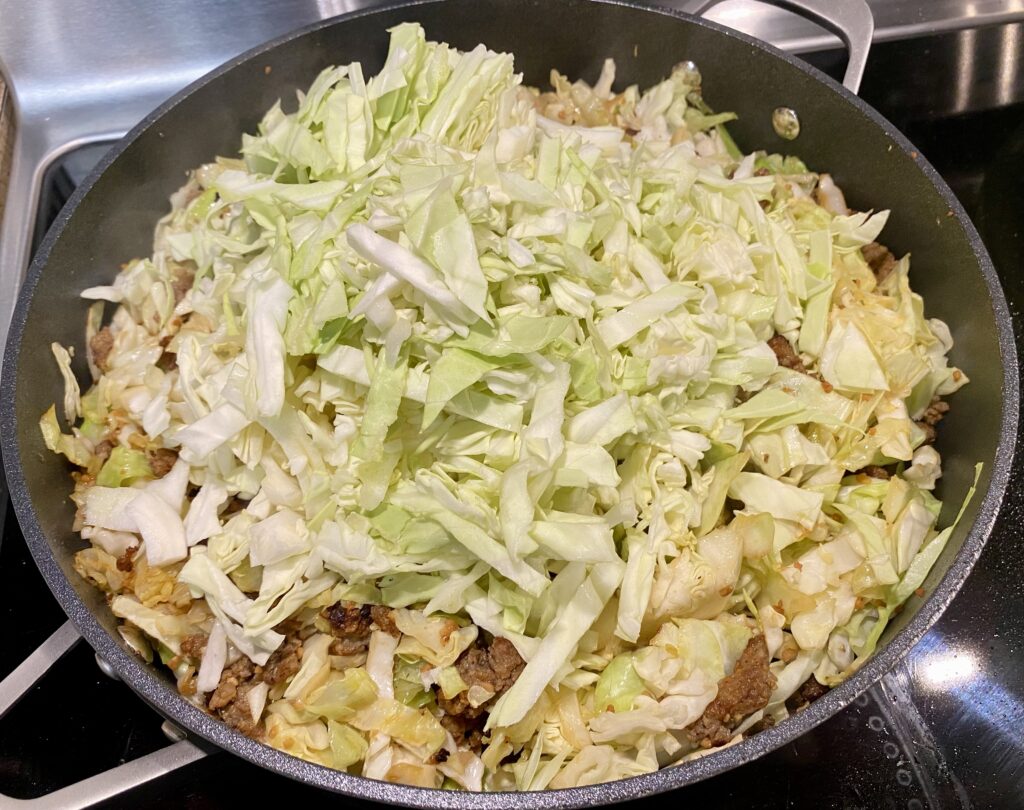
<box><xmin>0</xmin><ymin>737</ymin><xmax>209</xmax><ymax>810</ymax></box>
<box><xmin>686</xmin><ymin>0</ymin><xmax>874</xmax><ymax>95</ymax></box>
<box><xmin>0</xmin><ymin>621</ymin><xmax>210</xmax><ymax>809</ymax></box>
<box><xmin>0</xmin><ymin>620</ymin><xmax>81</xmax><ymax>719</ymax></box>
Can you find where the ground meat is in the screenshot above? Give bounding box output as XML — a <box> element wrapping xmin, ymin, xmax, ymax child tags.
<box><xmin>686</xmin><ymin>634</ymin><xmax>777</xmax><ymax>749</ymax></box>
<box><xmin>262</xmin><ymin>634</ymin><xmax>302</xmax><ymax>686</ymax></box>
<box><xmin>219</xmin><ymin>684</ymin><xmax>264</xmax><ymax>739</ymax></box>
<box><xmin>156</xmin><ymin>331</ymin><xmax>181</xmax><ymax>371</ymax></box>
<box><xmin>436</xmin><ymin>637</ymin><xmax>526</xmax><ymax>751</ymax></box>
<box><xmin>171</xmin><ymin>265</ymin><xmax>196</xmax><ymax>305</ymax></box>
<box><xmin>456</xmin><ymin>637</ymin><xmax>525</xmax><ymax>695</ymax></box>
<box><xmin>437</xmin><ymin>687</ymin><xmax>482</xmax><ymax>718</ymax></box>
<box><xmin>115</xmin><ymin>544</ymin><xmax>138</xmax><ymax>572</ymax></box>
<box><xmin>915</xmin><ymin>397</ymin><xmax>950</xmax><ymax>445</ymax></box>
<box><xmin>203</xmin><ymin>633</ymin><xmax>298</xmax><ymax>739</ymax></box>
<box><xmin>323</xmin><ymin>602</ymin><xmax>373</xmax><ymax>641</ymax></box>
<box><xmin>180</xmin><ymin>633</ymin><xmax>207</xmax><ymax>661</ymax></box>
<box><xmin>858</xmin><ymin>465</ymin><xmax>891</xmax><ymax>480</ymax></box>
<box><xmin>322</xmin><ymin>603</ymin><xmax>399</xmax><ymax>655</ymax></box>
<box><xmin>208</xmin><ymin>657</ymin><xmax>256</xmax><ymax>711</ymax></box>
<box><xmin>746</xmin><ymin>714</ymin><xmax>777</xmax><ymax>735</ymax></box>
<box><xmin>272</xmin><ymin>617</ymin><xmax>304</xmax><ymax>637</ymax></box>
<box><xmin>90</xmin><ymin>327</ymin><xmax>115</xmax><ymax>372</ymax></box>
<box><xmin>147</xmin><ymin>448</ymin><xmax>178</xmax><ymax>478</ymax></box>
<box><xmin>208</xmin><ymin>660</ymin><xmax>265</xmax><ymax>740</ymax></box>
<box><xmin>438</xmin><ymin>711</ymin><xmax>486</xmax><ymax>752</ymax></box>
<box><xmin>156</xmin><ymin>349</ymin><xmax>177</xmax><ymax>373</ymax></box>
<box><xmin>921</xmin><ymin>398</ymin><xmax>950</xmax><ymax>426</ymax></box>
<box><xmin>371</xmin><ymin>605</ymin><xmax>401</xmax><ymax>637</ymax></box>
<box><xmin>768</xmin><ymin>334</ymin><xmax>807</xmax><ymax>374</ymax></box>
<box><xmin>862</xmin><ymin>242</ymin><xmax>898</xmax><ymax>283</ymax></box>
<box><xmin>329</xmin><ymin>637</ymin><xmax>369</xmax><ymax>656</ymax></box>
<box><xmin>786</xmin><ymin>675</ymin><xmax>830</xmax><ymax>712</ymax></box>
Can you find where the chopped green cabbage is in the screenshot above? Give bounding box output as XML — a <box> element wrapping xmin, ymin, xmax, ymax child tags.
<box><xmin>46</xmin><ymin>22</ymin><xmax>975</xmax><ymax>791</ymax></box>
<box><xmin>96</xmin><ymin>446</ymin><xmax>153</xmax><ymax>487</ymax></box>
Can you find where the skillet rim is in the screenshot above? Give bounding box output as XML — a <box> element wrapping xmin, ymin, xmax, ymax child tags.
<box><xmin>1</xmin><ymin>0</ymin><xmax>1017</xmax><ymax>805</ymax></box>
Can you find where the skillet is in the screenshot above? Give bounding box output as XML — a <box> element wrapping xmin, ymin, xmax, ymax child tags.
<box><xmin>1</xmin><ymin>0</ymin><xmax>1017</xmax><ymax>805</ymax></box>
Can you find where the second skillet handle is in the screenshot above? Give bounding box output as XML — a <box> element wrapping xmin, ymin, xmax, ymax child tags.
<box><xmin>685</xmin><ymin>0</ymin><xmax>874</xmax><ymax>95</ymax></box>
<box><xmin>0</xmin><ymin>621</ymin><xmax>210</xmax><ymax>809</ymax></box>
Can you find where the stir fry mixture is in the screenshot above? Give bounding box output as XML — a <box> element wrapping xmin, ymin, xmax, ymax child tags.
<box><xmin>44</xmin><ymin>24</ymin><xmax>973</xmax><ymax>790</ymax></box>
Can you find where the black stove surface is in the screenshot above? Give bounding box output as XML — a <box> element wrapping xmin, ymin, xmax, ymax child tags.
<box><xmin>2</xmin><ymin>27</ymin><xmax>1023</xmax><ymax>810</ymax></box>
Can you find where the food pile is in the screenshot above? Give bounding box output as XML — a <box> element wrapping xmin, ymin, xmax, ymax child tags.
<box><xmin>44</xmin><ymin>23</ymin><xmax>970</xmax><ymax>790</ymax></box>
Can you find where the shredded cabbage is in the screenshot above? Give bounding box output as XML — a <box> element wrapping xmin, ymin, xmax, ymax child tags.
<box><xmin>45</xmin><ymin>23</ymin><xmax>975</xmax><ymax>791</ymax></box>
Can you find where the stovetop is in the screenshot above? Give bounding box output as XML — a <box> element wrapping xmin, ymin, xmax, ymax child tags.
<box><xmin>1</xmin><ymin>7</ymin><xmax>1024</xmax><ymax>810</ymax></box>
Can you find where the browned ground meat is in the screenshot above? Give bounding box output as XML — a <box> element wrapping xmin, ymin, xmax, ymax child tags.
<box><xmin>768</xmin><ymin>334</ymin><xmax>806</xmax><ymax>374</ymax></box>
<box><xmin>371</xmin><ymin>605</ymin><xmax>401</xmax><ymax>637</ymax></box>
<box><xmin>147</xmin><ymin>448</ymin><xmax>178</xmax><ymax>478</ymax></box>
<box><xmin>203</xmin><ymin>631</ymin><xmax>302</xmax><ymax>739</ymax></box>
<box><xmin>262</xmin><ymin>635</ymin><xmax>303</xmax><ymax>686</ymax></box>
<box><xmin>171</xmin><ymin>264</ymin><xmax>196</xmax><ymax>305</ymax></box>
<box><xmin>323</xmin><ymin>602</ymin><xmax>372</xmax><ymax>637</ymax></box>
<box><xmin>156</xmin><ymin>354</ymin><xmax>177</xmax><ymax>372</ymax></box>
<box><xmin>686</xmin><ymin>634</ymin><xmax>777</xmax><ymax>749</ymax></box>
<box><xmin>156</xmin><ymin>334</ymin><xmax>178</xmax><ymax>372</ymax></box>
<box><xmin>457</xmin><ymin>637</ymin><xmax>525</xmax><ymax>694</ymax></box>
<box><xmin>322</xmin><ymin>603</ymin><xmax>401</xmax><ymax>655</ymax></box>
<box><xmin>746</xmin><ymin>714</ymin><xmax>777</xmax><ymax>734</ymax></box>
<box><xmin>322</xmin><ymin>602</ymin><xmax>373</xmax><ymax>654</ymax></box>
<box><xmin>439</xmin><ymin>710</ymin><xmax>487</xmax><ymax>752</ymax></box>
<box><xmin>858</xmin><ymin>465</ymin><xmax>891</xmax><ymax>480</ymax></box>
<box><xmin>116</xmin><ymin>544</ymin><xmax>138</xmax><ymax>572</ymax></box>
<box><xmin>922</xmin><ymin>397</ymin><xmax>950</xmax><ymax>426</ymax></box>
<box><xmin>206</xmin><ymin>658</ymin><xmax>265</xmax><ymax>738</ymax></box>
<box><xmin>90</xmin><ymin>327</ymin><xmax>115</xmax><ymax>372</ymax></box>
<box><xmin>862</xmin><ymin>242</ymin><xmax>898</xmax><ymax>283</ymax></box>
<box><xmin>437</xmin><ymin>690</ymin><xmax>483</xmax><ymax>724</ymax></box>
<box><xmin>916</xmin><ymin>396</ymin><xmax>950</xmax><ymax>444</ymax></box>
<box><xmin>272</xmin><ymin>617</ymin><xmax>304</xmax><ymax>636</ymax></box>
<box><xmin>180</xmin><ymin>633</ymin><xmax>207</xmax><ymax>661</ymax></box>
<box><xmin>786</xmin><ymin>675</ymin><xmax>830</xmax><ymax>712</ymax></box>
<box><xmin>437</xmin><ymin>637</ymin><xmax>526</xmax><ymax>751</ymax></box>
<box><xmin>329</xmin><ymin>637</ymin><xmax>365</xmax><ymax>656</ymax></box>
<box><xmin>219</xmin><ymin>682</ymin><xmax>264</xmax><ymax>738</ymax></box>
<box><xmin>209</xmin><ymin>657</ymin><xmax>256</xmax><ymax>711</ymax></box>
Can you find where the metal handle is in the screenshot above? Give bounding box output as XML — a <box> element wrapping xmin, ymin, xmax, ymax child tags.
<box><xmin>0</xmin><ymin>621</ymin><xmax>210</xmax><ymax>809</ymax></box>
<box><xmin>686</xmin><ymin>0</ymin><xmax>874</xmax><ymax>94</ymax></box>
<box><xmin>0</xmin><ymin>620</ymin><xmax>81</xmax><ymax>719</ymax></box>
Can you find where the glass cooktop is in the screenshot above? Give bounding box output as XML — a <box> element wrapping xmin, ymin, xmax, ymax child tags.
<box><xmin>1</xmin><ymin>25</ymin><xmax>1022</xmax><ymax>810</ymax></box>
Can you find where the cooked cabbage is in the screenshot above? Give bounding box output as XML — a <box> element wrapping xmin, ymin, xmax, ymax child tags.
<box><xmin>46</xmin><ymin>22</ymin><xmax>974</xmax><ymax>791</ymax></box>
